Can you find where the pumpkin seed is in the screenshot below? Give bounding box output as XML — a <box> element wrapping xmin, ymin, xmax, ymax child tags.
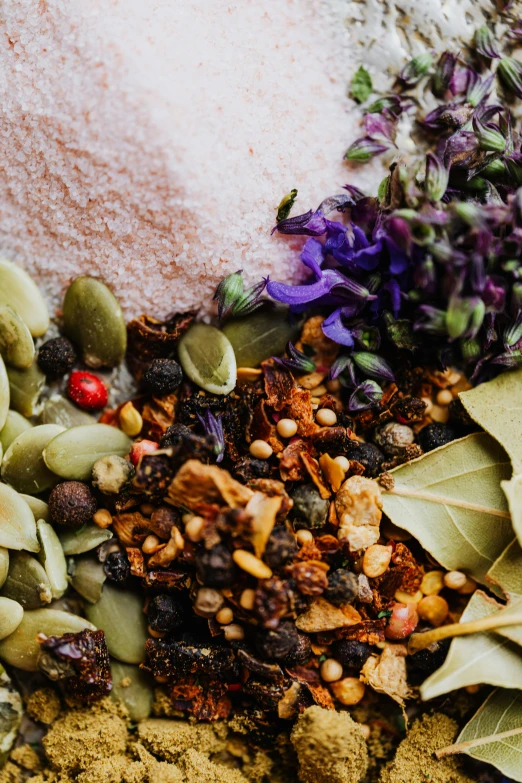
<box><xmin>0</xmin><ymin>664</ymin><xmax>23</xmax><ymax>766</ymax></box>
<box><xmin>44</xmin><ymin>424</ymin><xmax>132</xmax><ymax>481</ymax></box>
<box><xmin>0</xmin><ymin>259</ymin><xmax>49</xmax><ymax>338</ymax></box>
<box><xmin>222</xmin><ymin>305</ymin><xmax>299</xmax><ymax>368</ymax></box>
<box><xmin>62</xmin><ymin>277</ymin><xmax>127</xmax><ymax>368</ymax></box>
<box><xmin>69</xmin><ymin>556</ymin><xmax>106</xmax><ymax>604</ymax></box>
<box><xmin>59</xmin><ymin>524</ymin><xmax>113</xmax><ymax>556</ymax></box>
<box><xmin>2</xmin><ymin>424</ymin><xmax>64</xmax><ymax>494</ymax></box>
<box><xmin>0</xmin><ymin>549</ymin><xmax>8</xmax><ymax>590</ymax></box>
<box><xmin>178</xmin><ymin>323</ymin><xmax>236</xmax><ymax>394</ymax></box>
<box><xmin>110</xmin><ymin>660</ymin><xmax>154</xmax><ymax>721</ymax></box>
<box><xmin>85</xmin><ymin>585</ymin><xmax>147</xmax><ymax>664</ymax></box>
<box><xmin>0</xmin><ymin>356</ymin><xmax>9</xmax><ymax>432</ymax></box>
<box><xmin>0</xmin><ymin>304</ymin><xmax>35</xmax><ymax>369</ymax></box>
<box><xmin>20</xmin><ymin>495</ymin><xmax>49</xmax><ymax>522</ymax></box>
<box><xmin>0</xmin><ymin>484</ymin><xmax>39</xmax><ymax>552</ymax></box>
<box><xmin>0</xmin><ymin>411</ymin><xmax>33</xmax><ymax>452</ymax></box>
<box><xmin>36</xmin><ymin>520</ymin><xmax>68</xmax><ymax>599</ymax></box>
<box><xmin>0</xmin><ymin>609</ymin><xmax>95</xmax><ymax>671</ymax></box>
<box><xmin>40</xmin><ymin>394</ymin><xmax>96</xmax><ymax>428</ymax></box>
<box><xmin>6</xmin><ymin>360</ymin><xmax>45</xmax><ymax>417</ymax></box>
<box><xmin>1</xmin><ymin>551</ymin><xmax>52</xmax><ymax>609</ymax></box>
<box><xmin>0</xmin><ymin>598</ymin><xmax>23</xmax><ymax>641</ymax></box>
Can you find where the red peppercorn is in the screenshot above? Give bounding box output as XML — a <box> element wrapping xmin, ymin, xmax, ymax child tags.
<box><xmin>130</xmin><ymin>440</ymin><xmax>159</xmax><ymax>466</ymax></box>
<box><xmin>68</xmin><ymin>371</ymin><xmax>108</xmax><ymax>411</ymax></box>
<box><xmin>384</xmin><ymin>602</ymin><xmax>419</xmax><ymax>640</ymax></box>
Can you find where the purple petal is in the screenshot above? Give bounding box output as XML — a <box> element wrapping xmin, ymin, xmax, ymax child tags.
<box><xmin>364</xmin><ymin>112</ymin><xmax>396</xmax><ymax>142</ymax></box>
<box><xmin>322</xmin><ymin>309</ymin><xmax>355</xmax><ymax>347</ymax></box>
<box><xmin>353</xmin><ymin>241</ymin><xmax>383</xmax><ymax>271</ymax></box>
<box><xmin>301</xmin><ymin>238</ymin><xmax>325</xmax><ymax>279</ymax></box>
<box><xmin>272</xmin><ymin>209</ymin><xmax>327</xmax><ymax>237</ymax></box>
<box><xmin>267</xmin><ymin>277</ymin><xmax>332</xmax><ymax>306</ymax></box>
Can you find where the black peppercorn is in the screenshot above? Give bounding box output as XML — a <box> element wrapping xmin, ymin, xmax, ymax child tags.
<box><xmin>291</xmin><ymin>484</ymin><xmax>329</xmax><ymax>529</ymax></box>
<box><xmin>346</xmin><ymin>443</ymin><xmax>384</xmax><ymax>477</ymax></box>
<box><xmin>195</xmin><ymin>544</ymin><xmax>236</xmax><ymax>587</ymax></box>
<box><xmin>255</xmin><ymin>620</ymin><xmax>300</xmax><ymax>660</ymax></box>
<box><xmin>48</xmin><ymin>481</ymin><xmax>97</xmax><ymax>528</ymax></box>
<box><xmin>37</xmin><ymin>337</ymin><xmax>76</xmax><ymax>378</ymax></box>
<box><xmin>331</xmin><ymin>639</ymin><xmax>373</xmax><ymax>669</ymax></box>
<box><xmin>324</xmin><ymin>569</ymin><xmax>358</xmax><ymax>606</ymax></box>
<box><xmin>147</xmin><ymin>595</ymin><xmax>185</xmax><ymax>633</ymax></box>
<box><xmin>143</xmin><ymin>358</ymin><xmax>183</xmax><ymax>395</ymax></box>
<box><xmin>418</xmin><ymin>422</ymin><xmax>456</xmax><ymax>452</ymax></box>
<box><xmin>159</xmin><ymin>423</ymin><xmax>193</xmax><ymax>449</ymax></box>
<box><xmin>264</xmin><ymin>527</ymin><xmax>297</xmax><ymax>571</ymax></box>
<box><xmin>279</xmin><ymin>631</ymin><xmax>312</xmax><ymax>666</ymax></box>
<box><xmin>103</xmin><ymin>551</ymin><xmax>130</xmax><ymax>583</ymax></box>
<box><xmin>233</xmin><ymin>457</ymin><xmax>270</xmax><ymax>483</ymax></box>
<box><xmin>407</xmin><ymin>638</ymin><xmax>450</xmax><ymax>677</ymax></box>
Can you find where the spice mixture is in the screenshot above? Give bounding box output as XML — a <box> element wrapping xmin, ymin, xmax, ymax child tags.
<box><xmin>2</xmin><ymin>8</ymin><xmax>522</xmax><ymax>783</ymax></box>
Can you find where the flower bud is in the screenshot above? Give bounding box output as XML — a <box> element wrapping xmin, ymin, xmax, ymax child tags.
<box><xmin>352</xmin><ymin>325</ymin><xmax>381</xmax><ymax>351</ymax></box>
<box><xmin>424</xmin><ymin>153</ymin><xmax>449</xmax><ymax>201</ymax></box>
<box><xmin>504</xmin><ymin>314</ymin><xmax>522</xmax><ymax>349</ymax></box>
<box><xmin>399</xmin><ymin>52</ymin><xmax>433</xmax><ymax>86</ymax></box>
<box><xmin>275</xmin><ymin>342</ymin><xmax>315</xmax><ymax>374</ymax></box>
<box><xmin>414</xmin><ymin>305</ymin><xmax>447</xmax><ymax>336</ymax></box>
<box><xmin>345</xmin><ymin>136</ymin><xmax>389</xmax><ymax>163</ymax></box>
<box><xmin>352</xmin><ymin>352</ymin><xmax>395</xmax><ymax>383</ymax></box>
<box><xmin>498</xmin><ymin>57</ymin><xmax>522</xmax><ymax>99</ymax></box>
<box><xmin>474</xmin><ymin>25</ymin><xmax>500</xmax><ymax>59</ymax></box>
<box><xmin>348</xmin><ymin>380</ymin><xmax>383</xmax><ymax>411</ymax></box>
<box><xmin>367</xmin><ymin>95</ymin><xmax>402</xmax><ymax>116</ymax></box>
<box><xmin>446</xmin><ymin>297</ymin><xmax>485</xmax><ymax>340</ymax></box>
<box><xmin>461</xmin><ymin>338</ymin><xmax>481</xmax><ymax>363</ymax></box>
<box><xmin>472</xmin><ymin>115</ymin><xmax>506</xmax><ymax>153</ymax></box>
<box><xmin>276</xmin><ymin>189</ymin><xmax>298</xmax><ymax>223</ymax></box>
<box><xmin>432</xmin><ymin>51</ymin><xmax>456</xmax><ymax>98</ymax></box>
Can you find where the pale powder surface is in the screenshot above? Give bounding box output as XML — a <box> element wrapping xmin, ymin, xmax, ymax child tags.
<box><xmin>0</xmin><ymin>0</ymin><xmax>498</xmax><ymax>318</ymax></box>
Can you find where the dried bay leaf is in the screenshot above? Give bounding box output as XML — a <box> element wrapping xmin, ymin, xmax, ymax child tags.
<box><xmin>502</xmin><ymin>473</ymin><xmax>522</xmax><ymax>547</ymax></box>
<box><xmin>381</xmin><ymin>433</ymin><xmax>513</xmax><ymax>585</ymax></box>
<box><xmin>421</xmin><ymin>591</ymin><xmax>522</xmax><ymax>701</ymax></box>
<box><xmin>460</xmin><ymin>368</ymin><xmax>522</xmax><ymax>473</ymax></box>
<box><xmin>487</xmin><ymin>538</ymin><xmax>522</xmax><ymax>599</ymax></box>
<box><xmin>438</xmin><ymin>688</ymin><xmax>522</xmax><ymax>782</ymax></box>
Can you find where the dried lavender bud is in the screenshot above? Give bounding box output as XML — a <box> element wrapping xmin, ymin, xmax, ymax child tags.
<box><xmin>279</xmin><ymin>631</ymin><xmax>312</xmax><ymax>666</ymax></box>
<box><xmin>264</xmin><ymin>527</ymin><xmax>298</xmax><ymax>571</ymax></box>
<box><xmin>233</xmin><ymin>457</ymin><xmax>270</xmax><ymax>483</ymax></box>
<box><xmin>147</xmin><ymin>595</ymin><xmax>184</xmax><ymax>633</ymax></box>
<box><xmin>290</xmin><ymin>484</ymin><xmax>329</xmax><ymax>529</ymax></box>
<box><xmin>345</xmin><ymin>443</ymin><xmax>384</xmax><ymax>478</ymax></box>
<box><xmin>196</xmin><ymin>544</ymin><xmax>236</xmax><ymax>587</ymax></box>
<box><xmin>417</xmin><ymin>422</ymin><xmax>456</xmax><ymax>452</ymax></box>
<box><xmin>143</xmin><ymin>358</ymin><xmax>183</xmax><ymax>395</ymax></box>
<box><xmin>160</xmin><ymin>423</ymin><xmax>193</xmax><ymax>448</ymax></box>
<box><xmin>331</xmin><ymin>639</ymin><xmax>373</xmax><ymax>669</ymax></box>
<box><xmin>324</xmin><ymin>569</ymin><xmax>358</xmax><ymax>606</ymax></box>
<box><xmin>373</xmin><ymin>422</ymin><xmax>414</xmax><ymax>456</ymax></box>
<box><xmin>103</xmin><ymin>551</ymin><xmax>130</xmax><ymax>583</ymax></box>
<box><xmin>37</xmin><ymin>337</ymin><xmax>76</xmax><ymax>378</ymax></box>
<box><xmin>48</xmin><ymin>481</ymin><xmax>97</xmax><ymax>529</ymax></box>
<box><xmin>255</xmin><ymin>620</ymin><xmax>300</xmax><ymax>660</ymax></box>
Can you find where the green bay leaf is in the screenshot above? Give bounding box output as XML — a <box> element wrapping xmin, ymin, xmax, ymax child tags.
<box><xmin>449</xmin><ymin>688</ymin><xmax>522</xmax><ymax>782</ymax></box>
<box><xmin>502</xmin><ymin>473</ymin><xmax>522</xmax><ymax>548</ymax></box>
<box><xmin>421</xmin><ymin>591</ymin><xmax>522</xmax><ymax>701</ymax></box>
<box><xmin>487</xmin><ymin>537</ymin><xmax>522</xmax><ymax>599</ymax></box>
<box><xmin>460</xmin><ymin>368</ymin><xmax>522</xmax><ymax>474</ymax></box>
<box><xmin>350</xmin><ymin>65</ymin><xmax>373</xmax><ymax>103</ymax></box>
<box><xmin>382</xmin><ymin>433</ymin><xmax>513</xmax><ymax>585</ymax></box>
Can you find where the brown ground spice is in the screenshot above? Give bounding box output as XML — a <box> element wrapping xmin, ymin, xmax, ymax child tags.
<box><xmin>379</xmin><ymin>714</ymin><xmax>475</xmax><ymax>783</ymax></box>
<box><xmin>8</xmin><ymin>748</ymin><xmax>40</xmax><ymax>773</ymax></box>
<box><xmin>0</xmin><ymin>762</ymin><xmax>24</xmax><ymax>783</ymax></box>
<box><xmin>25</xmin><ymin>690</ymin><xmax>61</xmax><ymax>726</ymax></box>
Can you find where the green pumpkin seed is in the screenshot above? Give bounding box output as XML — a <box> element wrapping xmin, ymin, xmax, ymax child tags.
<box><xmin>0</xmin><ymin>485</ymin><xmax>39</xmax><ymax>552</ymax></box>
<box><xmin>0</xmin><ymin>549</ymin><xmax>8</xmax><ymax>590</ymax></box>
<box><xmin>36</xmin><ymin>520</ymin><xmax>67</xmax><ymax>599</ymax></box>
<box><xmin>0</xmin><ymin>664</ymin><xmax>23</xmax><ymax>766</ymax></box>
<box><xmin>59</xmin><ymin>524</ymin><xmax>113</xmax><ymax>556</ymax></box>
<box><xmin>0</xmin><ymin>259</ymin><xmax>49</xmax><ymax>338</ymax></box>
<box><xmin>63</xmin><ymin>277</ymin><xmax>127</xmax><ymax>368</ymax></box>
<box><xmin>6</xmin><ymin>360</ymin><xmax>45</xmax><ymax>418</ymax></box>
<box><xmin>0</xmin><ymin>598</ymin><xmax>23</xmax><ymax>641</ymax></box>
<box><xmin>40</xmin><ymin>394</ymin><xmax>96</xmax><ymax>428</ymax></box>
<box><xmin>0</xmin><ymin>356</ymin><xmax>9</xmax><ymax>432</ymax></box>
<box><xmin>178</xmin><ymin>323</ymin><xmax>236</xmax><ymax>394</ymax></box>
<box><xmin>0</xmin><ymin>411</ymin><xmax>33</xmax><ymax>452</ymax></box>
<box><xmin>0</xmin><ymin>609</ymin><xmax>95</xmax><ymax>671</ymax></box>
<box><xmin>85</xmin><ymin>585</ymin><xmax>147</xmax><ymax>664</ymax></box>
<box><xmin>222</xmin><ymin>305</ymin><xmax>300</xmax><ymax>368</ymax></box>
<box><xmin>69</xmin><ymin>557</ymin><xmax>106</xmax><ymax>603</ymax></box>
<box><xmin>2</xmin><ymin>424</ymin><xmax>64</xmax><ymax>494</ymax></box>
<box><xmin>0</xmin><ymin>304</ymin><xmax>35</xmax><ymax>369</ymax></box>
<box><xmin>44</xmin><ymin>424</ymin><xmax>132</xmax><ymax>481</ymax></box>
<box><xmin>20</xmin><ymin>495</ymin><xmax>49</xmax><ymax>522</ymax></box>
<box><xmin>1</xmin><ymin>551</ymin><xmax>52</xmax><ymax>609</ymax></box>
<box><xmin>111</xmin><ymin>660</ymin><xmax>154</xmax><ymax>722</ymax></box>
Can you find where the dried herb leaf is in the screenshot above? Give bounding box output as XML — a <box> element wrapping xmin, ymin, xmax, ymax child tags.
<box><xmin>438</xmin><ymin>688</ymin><xmax>522</xmax><ymax>782</ymax></box>
<box><xmin>381</xmin><ymin>433</ymin><xmax>513</xmax><ymax>585</ymax></box>
<box><xmin>502</xmin><ymin>473</ymin><xmax>522</xmax><ymax>547</ymax></box>
<box><xmin>421</xmin><ymin>591</ymin><xmax>522</xmax><ymax>701</ymax></box>
<box><xmin>460</xmin><ymin>368</ymin><xmax>522</xmax><ymax>473</ymax></box>
<box><xmin>487</xmin><ymin>537</ymin><xmax>522</xmax><ymax>598</ymax></box>
<box><xmin>351</xmin><ymin>66</ymin><xmax>373</xmax><ymax>104</ymax></box>
<box><xmin>276</xmin><ymin>189</ymin><xmax>298</xmax><ymax>223</ymax></box>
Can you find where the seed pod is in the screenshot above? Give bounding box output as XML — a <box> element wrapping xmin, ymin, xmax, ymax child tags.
<box><xmin>44</xmin><ymin>425</ymin><xmax>132</xmax><ymax>481</ymax></box>
<box><xmin>85</xmin><ymin>585</ymin><xmax>148</xmax><ymax>664</ymax></box>
<box><xmin>0</xmin><ymin>259</ymin><xmax>49</xmax><ymax>337</ymax></box>
<box><xmin>0</xmin><ymin>609</ymin><xmax>95</xmax><ymax>671</ymax></box>
<box><xmin>1</xmin><ymin>424</ymin><xmax>64</xmax><ymax>494</ymax></box>
<box><xmin>178</xmin><ymin>323</ymin><xmax>236</xmax><ymax>394</ymax></box>
<box><xmin>40</xmin><ymin>395</ymin><xmax>95</xmax><ymax>428</ymax></box>
<box><xmin>20</xmin><ymin>495</ymin><xmax>50</xmax><ymax>522</ymax></box>
<box><xmin>36</xmin><ymin>520</ymin><xmax>68</xmax><ymax>599</ymax></box>
<box><xmin>0</xmin><ymin>304</ymin><xmax>35</xmax><ymax>369</ymax></box>
<box><xmin>0</xmin><ymin>598</ymin><xmax>24</xmax><ymax>640</ymax></box>
<box><xmin>69</xmin><ymin>557</ymin><xmax>107</xmax><ymax>604</ymax></box>
<box><xmin>62</xmin><ymin>277</ymin><xmax>127</xmax><ymax>368</ymax></box>
<box><xmin>1</xmin><ymin>551</ymin><xmax>52</xmax><ymax>609</ymax></box>
<box><xmin>6</xmin><ymin>360</ymin><xmax>46</xmax><ymax>418</ymax></box>
<box><xmin>0</xmin><ymin>484</ymin><xmax>39</xmax><ymax>552</ymax></box>
<box><xmin>0</xmin><ymin>410</ymin><xmax>33</xmax><ymax>452</ymax></box>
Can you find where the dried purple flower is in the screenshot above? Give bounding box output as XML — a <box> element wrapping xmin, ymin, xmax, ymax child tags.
<box><xmin>345</xmin><ymin>137</ymin><xmax>389</xmax><ymax>163</ymax></box>
<box><xmin>498</xmin><ymin>57</ymin><xmax>522</xmax><ymax>99</ymax></box>
<box><xmin>504</xmin><ymin>313</ymin><xmax>522</xmax><ymax>349</ymax></box>
<box><xmin>197</xmin><ymin>410</ymin><xmax>225</xmax><ymax>462</ymax></box>
<box><xmin>474</xmin><ymin>25</ymin><xmax>501</xmax><ymax>59</ymax></box>
<box><xmin>214</xmin><ymin>271</ymin><xmax>266</xmax><ymax>321</ymax></box>
<box><xmin>322</xmin><ymin>309</ymin><xmax>355</xmax><ymax>347</ymax></box>
<box><xmin>274</xmin><ymin>342</ymin><xmax>316</xmax><ymax>374</ymax></box>
<box><xmin>432</xmin><ymin>52</ymin><xmax>457</xmax><ymax>98</ymax></box>
<box><xmin>472</xmin><ymin>114</ymin><xmax>506</xmax><ymax>153</ymax></box>
<box><xmin>446</xmin><ymin>297</ymin><xmax>485</xmax><ymax>340</ymax></box>
<box><xmin>349</xmin><ymin>380</ymin><xmax>383</xmax><ymax>411</ymax></box>
<box><xmin>425</xmin><ymin>153</ymin><xmax>449</xmax><ymax>201</ymax></box>
<box><xmin>329</xmin><ymin>353</ymin><xmax>357</xmax><ymax>383</ymax></box>
<box><xmin>399</xmin><ymin>52</ymin><xmax>433</xmax><ymax>86</ymax></box>
<box><xmin>352</xmin><ymin>351</ymin><xmax>395</xmax><ymax>383</ymax></box>
<box><xmin>467</xmin><ymin>73</ymin><xmax>495</xmax><ymax>108</ymax></box>
<box><xmin>366</xmin><ymin>95</ymin><xmax>402</xmax><ymax>116</ymax></box>
<box><xmin>272</xmin><ymin>209</ymin><xmax>327</xmax><ymax>236</ymax></box>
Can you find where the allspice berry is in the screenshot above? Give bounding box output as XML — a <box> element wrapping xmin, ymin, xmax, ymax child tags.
<box><xmin>48</xmin><ymin>481</ymin><xmax>97</xmax><ymax>528</ymax></box>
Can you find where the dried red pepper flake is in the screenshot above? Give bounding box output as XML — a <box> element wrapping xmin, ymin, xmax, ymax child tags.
<box><xmin>279</xmin><ymin>439</ymin><xmax>309</xmax><ymax>482</ymax></box>
<box><xmin>168</xmin><ymin>678</ymin><xmax>232</xmax><ymax>721</ymax></box>
<box><xmin>300</xmin><ymin>452</ymin><xmax>331</xmax><ymax>499</ymax></box>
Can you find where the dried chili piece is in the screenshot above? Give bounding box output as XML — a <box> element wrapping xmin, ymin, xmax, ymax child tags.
<box><xmin>37</xmin><ymin>629</ymin><xmax>111</xmax><ymax>704</ymax></box>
